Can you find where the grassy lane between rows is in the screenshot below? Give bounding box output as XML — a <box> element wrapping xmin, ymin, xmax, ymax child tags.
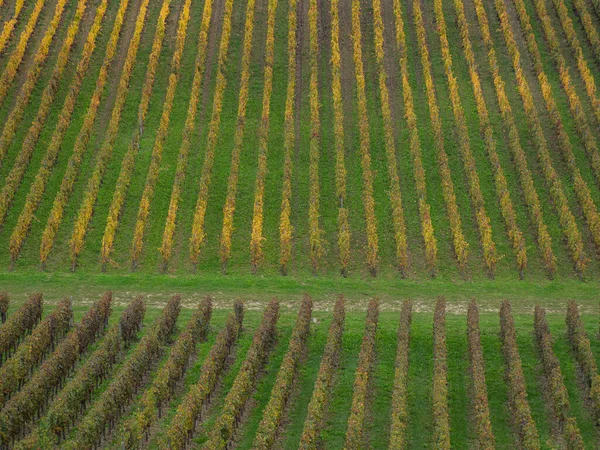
<box><xmin>2</xmin><ymin>301</ymin><xmax>599</xmax><ymax>447</ymax></box>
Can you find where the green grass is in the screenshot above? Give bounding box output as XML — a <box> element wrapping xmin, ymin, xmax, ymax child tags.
<box><xmin>4</xmin><ymin>0</ymin><xmax>600</xmax><ymax>446</ymax></box>
<box><xmin>0</xmin><ymin>0</ymin><xmax>598</xmax><ymax>282</ymax></box>
<box><xmin>4</xmin><ymin>295</ymin><xmax>600</xmax><ymax>448</ymax></box>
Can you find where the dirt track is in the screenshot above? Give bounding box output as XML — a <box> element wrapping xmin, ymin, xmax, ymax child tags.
<box><xmin>95</xmin><ymin>0</ymin><xmax>144</xmax><ymax>132</ymax></box>
<box><xmin>196</xmin><ymin>0</ymin><xmax>226</xmax><ymax>137</ymax></box>
<box><xmin>338</xmin><ymin>0</ymin><xmax>355</xmax><ymax>134</ymax></box>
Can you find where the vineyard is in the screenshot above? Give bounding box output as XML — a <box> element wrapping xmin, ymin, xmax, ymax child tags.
<box><xmin>0</xmin><ymin>0</ymin><xmax>598</xmax><ymax>279</ymax></box>
<box><xmin>1</xmin><ymin>0</ymin><xmax>600</xmax><ymax>445</ymax></box>
<box><xmin>0</xmin><ymin>292</ymin><xmax>595</xmax><ymax>448</ymax></box>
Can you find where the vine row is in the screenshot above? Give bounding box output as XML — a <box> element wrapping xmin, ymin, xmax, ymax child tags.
<box><xmin>389</xmin><ymin>301</ymin><xmax>412</xmax><ymax>449</ymax></box>
<box><xmin>0</xmin><ymin>298</ymin><xmax>72</xmax><ymax>408</ymax></box>
<box><xmin>122</xmin><ymin>297</ymin><xmax>212</xmax><ymax>448</ymax></box>
<box><xmin>8</xmin><ymin>0</ymin><xmax>109</xmax><ymax>265</ymax></box>
<box><xmin>328</xmin><ymin>0</ymin><xmax>350</xmax><ymax>275</ymax></box>
<box><xmin>129</xmin><ymin>0</ymin><xmax>193</xmax><ymax>269</ymax></box>
<box><xmin>278</xmin><ymin>0</ymin><xmax>297</xmax><ymax>274</ymax></box>
<box><xmin>433</xmin><ymin>297</ymin><xmax>450</xmax><ymax>448</ymax></box>
<box><xmin>70</xmin><ymin>0</ymin><xmax>152</xmax><ymax>270</ymax></box>
<box><xmin>252</xmin><ymin>295</ymin><xmax>312</xmax><ymax>449</ymax></box>
<box><xmin>299</xmin><ymin>295</ymin><xmax>345</xmax><ymax>449</ymax></box>
<box><xmin>534</xmin><ymin>305</ymin><xmax>584</xmax><ymax>449</ymax></box>
<box><xmin>351</xmin><ymin>0</ymin><xmax>379</xmax><ymax>275</ymax></box>
<box><xmin>0</xmin><ymin>293</ymin><xmax>112</xmax><ymax>446</ymax></box>
<box><xmin>219</xmin><ymin>0</ymin><xmax>258</xmax><ymax>271</ymax></box>
<box><xmin>38</xmin><ymin>0</ymin><xmax>132</xmax><ymax>266</ymax></box>
<box><xmin>344</xmin><ymin>299</ymin><xmax>379</xmax><ymax>449</ymax></box>
<box><xmin>371</xmin><ymin>0</ymin><xmax>408</xmax><ymax>274</ymax></box>
<box><xmin>467</xmin><ymin>301</ymin><xmax>495</xmax><ymax>449</ymax></box>
<box><xmin>392</xmin><ymin>0</ymin><xmax>438</xmax><ymax>273</ymax></box>
<box><xmin>499</xmin><ymin>301</ymin><xmax>540</xmax><ymax>449</ymax></box>
<box><xmin>189</xmin><ymin>0</ymin><xmax>236</xmax><ymax>266</ymax></box>
<box><xmin>166</xmin><ymin>301</ymin><xmax>244</xmax><ymax>450</ymax></box>
<box><xmin>0</xmin><ymin>293</ymin><xmax>43</xmax><ymax>365</ymax></box>
<box><xmin>204</xmin><ymin>299</ymin><xmax>279</xmax><ymax>449</ymax></box>
<box><xmin>158</xmin><ymin>0</ymin><xmax>216</xmax><ymax>270</ymax></box>
<box><xmin>66</xmin><ymin>295</ymin><xmax>181</xmax><ymax>448</ymax></box>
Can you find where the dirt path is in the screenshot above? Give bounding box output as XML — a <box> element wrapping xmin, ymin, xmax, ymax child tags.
<box><xmin>359</xmin><ymin>0</ymin><xmax>376</xmax><ymax>94</ymax></box>
<box><xmin>380</xmin><ymin>0</ymin><xmax>403</xmax><ymax>140</ymax></box>
<box><xmin>250</xmin><ymin>0</ymin><xmax>268</xmax><ymax>84</ymax></box>
<box><xmin>95</xmin><ymin>0</ymin><xmax>144</xmax><ymax>135</ymax></box>
<box><xmin>165</xmin><ymin>0</ymin><xmax>184</xmax><ymax>43</ymax></box>
<box><xmin>338</xmin><ymin>0</ymin><xmax>355</xmax><ymax>136</ymax></box>
<box><xmin>0</xmin><ymin>0</ymin><xmax>15</xmax><ymax>23</ymax></box>
<box><xmin>4</xmin><ymin>0</ymin><xmax>60</xmax><ymax>109</ymax></box>
<box><xmin>294</xmin><ymin>0</ymin><xmax>306</xmax><ymax>160</ymax></box>
<box><xmin>96</xmin><ymin>338</ymin><xmax>166</xmax><ymax>448</ymax></box>
<box><xmin>74</xmin><ymin>0</ymin><xmax>104</xmax><ymax>57</ymax></box>
<box><xmin>500</xmin><ymin>0</ymin><xmax>559</xmax><ymax>156</ymax></box>
<box><xmin>317</xmin><ymin>0</ymin><xmax>333</xmax><ymax>164</ymax></box>
<box><xmin>317</xmin><ymin>0</ymin><xmax>328</xmax><ymax>52</ymax></box>
<box><xmin>196</xmin><ymin>0</ymin><xmax>226</xmax><ymax>137</ymax></box>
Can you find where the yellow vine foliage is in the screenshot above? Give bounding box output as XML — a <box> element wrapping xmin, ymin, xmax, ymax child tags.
<box><xmin>534</xmin><ymin>306</ymin><xmax>585</xmax><ymax>447</ymax></box>
<box><xmin>388</xmin><ymin>301</ymin><xmax>412</xmax><ymax>449</ymax></box>
<box><xmin>298</xmin><ymin>296</ymin><xmax>345</xmax><ymax>449</ymax></box>
<box><xmin>512</xmin><ymin>0</ymin><xmax>600</xmax><ymax>259</ymax></box>
<box><xmin>158</xmin><ymin>0</ymin><xmax>217</xmax><ymax>270</ymax></box>
<box><xmin>413</xmin><ymin>0</ymin><xmax>469</xmax><ymax>269</ymax></box>
<box><xmin>329</xmin><ymin>0</ymin><xmax>350</xmax><ymax>276</ymax></box>
<box><xmin>0</xmin><ymin>0</ymin><xmax>25</xmax><ymax>54</ymax></box>
<box><xmin>452</xmin><ymin>0</ymin><xmax>526</xmax><ymax>274</ymax></box>
<box><xmin>492</xmin><ymin>0</ymin><xmax>590</xmax><ymax>272</ymax></box>
<box><xmin>189</xmin><ymin>0</ymin><xmax>235</xmax><ymax>266</ymax></box>
<box><xmin>550</xmin><ymin>0</ymin><xmax>600</xmax><ymax>128</ymax></box>
<box><xmin>307</xmin><ymin>0</ymin><xmax>325</xmax><ymax>273</ymax></box>
<box><xmin>278</xmin><ymin>0</ymin><xmax>297</xmax><ymax>274</ymax></box>
<box><xmin>344</xmin><ymin>300</ymin><xmax>379</xmax><ymax>448</ymax></box>
<box><xmin>249</xmin><ymin>0</ymin><xmax>278</xmax><ymax>271</ymax></box>
<box><xmin>527</xmin><ymin>0</ymin><xmax>600</xmax><ymax>188</ymax></box>
<box><xmin>371</xmin><ymin>0</ymin><xmax>408</xmax><ymax>275</ymax></box>
<box><xmin>433</xmin><ymin>0</ymin><xmax>497</xmax><ymax>276</ymax></box>
<box><xmin>39</xmin><ymin>0</ymin><xmax>132</xmax><ymax>266</ymax></box>
<box><xmin>70</xmin><ymin>0</ymin><xmax>152</xmax><ymax>270</ymax></box>
<box><xmin>219</xmin><ymin>0</ymin><xmax>258</xmax><ymax>271</ymax></box>
<box><xmin>351</xmin><ymin>0</ymin><xmax>379</xmax><ymax>275</ymax></box>
<box><xmin>0</xmin><ymin>0</ymin><xmax>72</xmax><ymax>167</ymax></box>
<box><xmin>103</xmin><ymin>0</ymin><xmax>172</xmax><ymax>269</ymax></box>
<box><xmin>589</xmin><ymin>0</ymin><xmax>600</xmax><ymax>19</ymax></box>
<box><xmin>8</xmin><ymin>0</ymin><xmax>109</xmax><ymax>265</ymax></box>
<box><xmin>572</xmin><ymin>0</ymin><xmax>600</xmax><ymax>64</ymax></box>
<box><xmin>392</xmin><ymin>0</ymin><xmax>437</xmax><ymax>274</ymax></box>
<box><xmin>129</xmin><ymin>0</ymin><xmax>193</xmax><ymax>270</ymax></box>
<box><xmin>500</xmin><ymin>301</ymin><xmax>541</xmax><ymax>449</ymax></box>
<box><xmin>0</xmin><ymin>0</ymin><xmax>85</xmax><ymax>224</ymax></box>
<box><xmin>469</xmin><ymin>0</ymin><xmax>557</xmax><ymax>274</ymax></box>
<box><xmin>467</xmin><ymin>302</ymin><xmax>496</xmax><ymax>449</ymax></box>
<box><xmin>0</xmin><ymin>0</ymin><xmax>47</xmax><ymax>108</ymax></box>
<box><xmin>432</xmin><ymin>297</ymin><xmax>450</xmax><ymax>448</ymax></box>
